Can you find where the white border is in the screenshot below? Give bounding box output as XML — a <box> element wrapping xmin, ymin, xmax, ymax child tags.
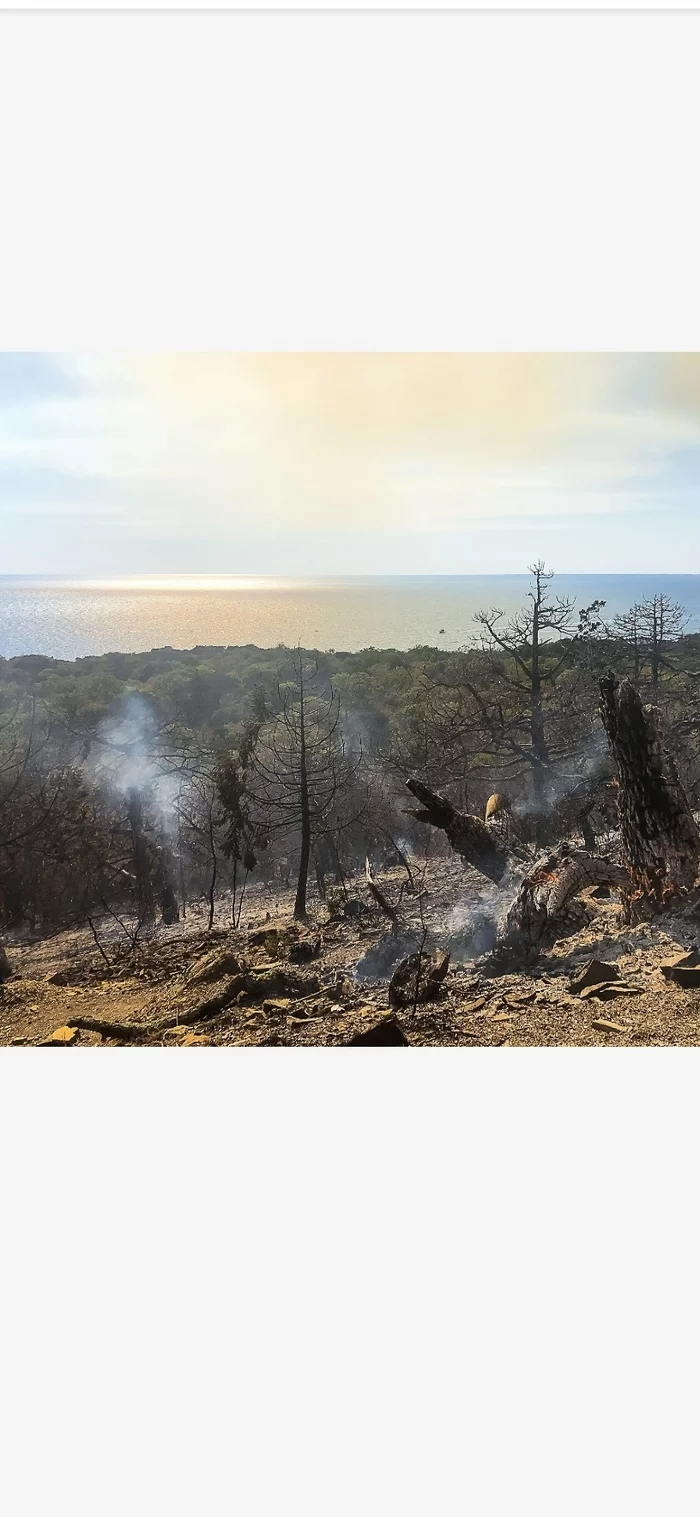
<box><xmin>2</xmin><ymin>10</ymin><xmax>699</xmax><ymax>1517</ymax></box>
<box><xmin>2</xmin><ymin>8</ymin><xmax>700</xmax><ymax>350</ymax></box>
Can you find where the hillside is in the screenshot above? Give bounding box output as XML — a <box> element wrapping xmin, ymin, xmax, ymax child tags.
<box><xmin>3</xmin><ymin>852</ymin><xmax>700</xmax><ymax>1047</ymax></box>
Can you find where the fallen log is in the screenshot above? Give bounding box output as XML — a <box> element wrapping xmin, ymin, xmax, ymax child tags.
<box><xmin>164</xmin><ymin>977</ymin><xmax>247</xmax><ymax>1026</ymax></box>
<box><xmin>67</xmin><ymin>975</ymin><xmax>248</xmax><ymax>1042</ymax></box>
<box><xmin>406</xmin><ymin>773</ymin><xmax>633</xmax><ymax>960</ymax></box>
<box><xmin>67</xmin><ymin>1015</ymin><xmax>152</xmax><ymax>1042</ymax></box>
<box><xmin>405</xmin><ymin>777</ymin><xmax>509</xmax><ymax>883</ymax></box>
<box><xmin>600</xmin><ymin>674</ymin><xmax>700</xmax><ymax>905</ymax></box>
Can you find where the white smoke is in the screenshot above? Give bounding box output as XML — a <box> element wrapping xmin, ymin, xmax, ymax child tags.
<box><xmin>86</xmin><ymin>693</ymin><xmax>180</xmax><ymax>827</ymax></box>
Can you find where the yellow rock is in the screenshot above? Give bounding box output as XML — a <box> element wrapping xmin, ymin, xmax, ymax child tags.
<box><xmin>43</xmin><ymin>1026</ymin><xmax>78</xmax><ymax>1046</ymax></box>
<box><xmin>181</xmin><ymin>1033</ymin><xmax>210</xmax><ymax>1046</ymax></box>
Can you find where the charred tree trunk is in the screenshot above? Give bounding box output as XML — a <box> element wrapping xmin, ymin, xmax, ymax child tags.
<box><xmin>405</xmin><ymin>777</ymin><xmax>509</xmax><ymax>884</ymax></box>
<box><xmin>155</xmin><ymin>831</ymin><xmax>180</xmax><ymax>926</ymax></box>
<box><xmin>160</xmin><ymin>880</ymin><xmax>180</xmax><ymax>926</ymax></box>
<box><xmin>314</xmin><ymin>849</ymin><xmax>327</xmax><ymax>901</ymax></box>
<box><xmin>0</xmin><ymin>943</ymin><xmax>12</xmax><ymax>982</ymax></box>
<box><xmin>493</xmin><ymin>849</ymin><xmax>631</xmax><ymax>960</ymax></box>
<box><xmin>126</xmin><ymin>788</ymin><xmax>156</xmax><ymax>924</ymax></box>
<box><xmin>530</xmin><ymin>598</ymin><xmax>550</xmax><ymax>840</ymax></box>
<box><xmin>294</xmin><ymin>672</ymin><xmax>311</xmax><ymax>921</ymax></box>
<box><xmin>313</xmin><ymin>835</ymin><xmax>343</xmax><ymax>900</ymax></box>
<box><xmin>365</xmin><ymin>858</ymin><xmax>399</xmax><ymax>929</ymax></box>
<box><xmin>599</xmin><ymin>674</ymin><xmax>700</xmax><ymax>905</ymax></box>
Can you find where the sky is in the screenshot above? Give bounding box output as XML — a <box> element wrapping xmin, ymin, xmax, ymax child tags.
<box><xmin>1</xmin><ymin>352</ymin><xmax>700</xmax><ymax>576</ymax></box>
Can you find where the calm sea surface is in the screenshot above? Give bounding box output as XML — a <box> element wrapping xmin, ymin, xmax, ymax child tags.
<box><xmin>2</xmin><ymin>575</ymin><xmax>700</xmax><ymax>661</ymax></box>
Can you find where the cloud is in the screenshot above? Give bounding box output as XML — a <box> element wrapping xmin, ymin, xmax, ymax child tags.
<box><xmin>2</xmin><ymin>352</ymin><xmax>700</xmax><ymax>570</ymax></box>
<box><xmin>0</xmin><ymin>353</ymin><xmax>83</xmax><ymax>406</ymax></box>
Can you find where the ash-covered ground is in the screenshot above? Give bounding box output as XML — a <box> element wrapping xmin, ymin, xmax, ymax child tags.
<box><xmin>2</xmin><ymin>854</ymin><xmax>700</xmax><ymax>1047</ymax></box>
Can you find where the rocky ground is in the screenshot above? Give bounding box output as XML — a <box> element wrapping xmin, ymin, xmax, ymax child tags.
<box><xmin>2</xmin><ymin>855</ymin><xmax>700</xmax><ymax>1047</ymax></box>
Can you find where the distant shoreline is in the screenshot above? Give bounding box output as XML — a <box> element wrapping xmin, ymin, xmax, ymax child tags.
<box><xmin>3</xmin><ymin>573</ymin><xmax>700</xmax><ymax>662</ymax></box>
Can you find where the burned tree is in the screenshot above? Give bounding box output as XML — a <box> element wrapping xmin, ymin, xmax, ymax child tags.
<box><xmin>614</xmin><ymin>594</ymin><xmax>687</xmax><ymax>702</ymax></box>
<box><xmin>394</xmin><ymin>564</ymin><xmax>608</xmax><ymax>846</ymax></box>
<box><xmin>406</xmin><ymin>662</ymin><xmax>700</xmax><ymax>962</ymax></box>
<box><xmin>405</xmin><ymin>776</ymin><xmax>510</xmax><ymax>883</ymax></box>
<box><xmin>406</xmin><ymin>774</ymin><xmax>632</xmax><ymax>958</ymax></box>
<box><xmin>494</xmin><ymin>849</ymin><xmax>631</xmax><ymax>959</ymax></box>
<box><xmin>175</xmin><ymin>770</ymin><xmax>224</xmax><ymax>931</ymax></box>
<box><xmin>215</xmin><ymin>708</ymin><xmax>264</xmax><ymax>928</ymax></box>
<box><xmin>599</xmin><ymin>673</ymin><xmax>700</xmax><ymax>903</ymax></box>
<box><xmin>472</xmin><ymin>562</ymin><xmax>601</xmax><ymax>832</ymax></box>
<box><xmin>125</xmin><ymin>787</ymin><xmax>157</xmax><ymax>926</ymax></box>
<box><xmin>252</xmin><ymin>651</ymin><xmax>363</xmax><ymax>920</ymax></box>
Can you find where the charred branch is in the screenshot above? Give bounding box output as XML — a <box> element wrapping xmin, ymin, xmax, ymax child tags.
<box><xmin>405</xmin><ymin>777</ymin><xmax>509</xmax><ymax>883</ymax></box>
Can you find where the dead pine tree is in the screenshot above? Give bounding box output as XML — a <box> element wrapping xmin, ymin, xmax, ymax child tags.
<box><xmin>252</xmin><ymin>650</ymin><xmax>363</xmax><ymax>921</ymax></box>
<box><xmin>472</xmin><ymin>561</ymin><xmax>606</xmax><ymax>841</ymax></box>
<box><xmin>613</xmin><ymin>593</ymin><xmax>687</xmax><ymax>701</ymax></box>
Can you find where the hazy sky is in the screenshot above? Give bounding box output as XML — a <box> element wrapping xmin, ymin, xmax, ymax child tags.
<box><xmin>2</xmin><ymin>352</ymin><xmax>700</xmax><ymax>576</ymax></box>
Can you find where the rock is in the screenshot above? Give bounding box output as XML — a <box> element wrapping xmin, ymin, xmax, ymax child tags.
<box><xmin>659</xmin><ymin>950</ymin><xmax>700</xmax><ymax>985</ymax></box>
<box><xmin>263</xmin><ymin>998</ymin><xmax>293</xmax><ymax>1013</ymax></box>
<box><xmin>246</xmin><ymin>969</ymin><xmax>319</xmax><ymax>1000</ymax></box>
<box><xmin>247</xmin><ymin>916</ymin><xmax>293</xmax><ymax>940</ymax></box>
<box><xmin>10</xmin><ymin>1037</ymin><xmax>27</xmax><ymax>1046</ymax></box>
<box><xmin>570</xmin><ymin>958</ymin><xmax>621</xmax><ymax>993</ymax></box>
<box><xmin>46</xmin><ymin>969</ymin><xmax>70</xmax><ymax>986</ymax></box>
<box><xmin>592</xmin><ymin>1018</ymin><xmax>629</xmax><ymax>1034</ymax></box>
<box><xmin>180</xmin><ymin>1033</ymin><xmax>210</xmax><ymax>1046</ymax></box>
<box><xmin>348</xmin><ymin>1016</ymin><xmax>408</xmax><ymax>1046</ymax></box>
<box><xmin>660</xmin><ymin>965</ymin><xmax>700</xmax><ymax>988</ymax></box>
<box><xmin>248</xmin><ymin>922</ymin><xmax>300</xmax><ymax>953</ymax></box>
<box><xmin>389</xmin><ymin>949</ymin><xmax>450</xmax><ymax>1009</ymax></box>
<box><xmin>189</xmin><ymin>949</ymin><xmax>242</xmax><ymax>985</ymax></box>
<box><xmin>288</xmin><ymin>937</ymin><xmax>321</xmax><ymax>963</ymax></box>
<box><xmin>461</xmin><ymin>996</ymin><xmax>489</xmax><ymax>1014</ymax></box>
<box><xmin>39</xmin><ymin>1026</ymin><xmax>79</xmax><ymax>1046</ymax></box>
<box><xmin>579</xmin><ymin>982</ymin><xmax>641</xmax><ymax>1001</ymax></box>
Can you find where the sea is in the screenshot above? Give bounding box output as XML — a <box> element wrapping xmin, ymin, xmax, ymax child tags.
<box><xmin>2</xmin><ymin>574</ymin><xmax>700</xmax><ymax>662</ymax></box>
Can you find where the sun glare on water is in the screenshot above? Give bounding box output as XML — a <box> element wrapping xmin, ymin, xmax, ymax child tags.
<box><xmin>70</xmin><ymin>576</ymin><xmax>296</xmax><ymax>593</ymax></box>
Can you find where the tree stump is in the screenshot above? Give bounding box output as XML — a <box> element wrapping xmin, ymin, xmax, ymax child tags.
<box><xmin>494</xmin><ymin>849</ymin><xmax>631</xmax><ymax>960</ymax></box>
<box><xmin>599</xmin><ymin>674</ymin><xmax>700</xmax><ymax>907</ymax></box>
<box><xmin>388</xmin><ymin>948</ymin><xmax>450</xmax><ymax>1009</ymax></box>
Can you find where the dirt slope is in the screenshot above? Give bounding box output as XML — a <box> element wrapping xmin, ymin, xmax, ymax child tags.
<box><xmin>2</xmin><ymin>860</ymin><xmax>700</xmax><ymax>1047</ymax></box>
